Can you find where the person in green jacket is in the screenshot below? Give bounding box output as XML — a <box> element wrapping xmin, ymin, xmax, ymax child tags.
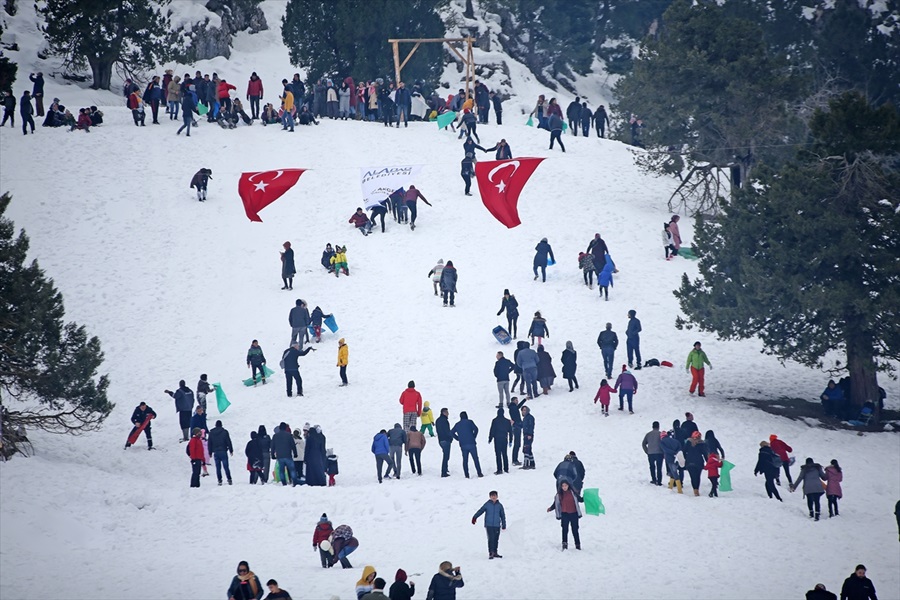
<box><xmin>686</xmin><ymin>341</ymin><xmax>711</xmax><ymax>397</ymax></box>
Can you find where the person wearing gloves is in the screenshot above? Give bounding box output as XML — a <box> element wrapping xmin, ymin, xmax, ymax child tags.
<box><xmin>471</xmin><ymin>490</ymin><xmax>507</xmax><ymax>559</ymax></box>
<box><xmin>685</xmin><ymin>341</ymin><xmax>711</xmax><ymax>396</ymax></box>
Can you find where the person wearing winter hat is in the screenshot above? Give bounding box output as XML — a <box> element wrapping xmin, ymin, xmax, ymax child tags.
<box><xmin>614</xmin><ymin>366</ymin><xmax>638</xmax><ymax>414</ymax></box>
<box><xmin>337</xmin><ymin>338</ymin><xmax>349</xmax><ymax>386</ymax></box>
<box><xmin>753</xmin><ymin>440</ymin><xmax>783</xmax><ymax>501</ymax></box>
<box><xmin>313</xmin><ymin>514</ymin><xmax>334</xmax><ymax>568</ymax></box>
<box><xmin>428</xmin><ymin>259</ymin><xmax>444</xmax><ymax>296</ymax></box>
<box><xmin>388</xmin><ymin>569</ymin><xmax>415</xmax><ymax>600</ymax></box>
<box><xmin>496</xmin><ymin>288</ymin><xmax>519</xmax><ymax>338</ymax></box>
<box><xmin>187</xmin><ymin>427</ymin><xmax>205</xmax><ymax>488</ymax></box>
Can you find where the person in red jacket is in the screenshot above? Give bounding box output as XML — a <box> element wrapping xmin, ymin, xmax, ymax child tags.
<box><xmin>246</xmin><ymin>72</ymin><xmax>264</xmax><ymax>120</ymax></box>
<box><xmin>769</xmin><ymin>434</ymin><xmax>794</xmax><ymax>486</ymax></box>
<box><xmin>186</xmin><ymin>427</ymin><xmax>205</xmax><ymax>488</ymax></box>
<box><xmin>312</xmin><ymin>513</ymin><xmax>334</xmax><ymax>568</ymax></box>
<box><xmin>218</xmin><ymin>79</ymin><xmax>237</xmax><ymax>113</ymax></box>
<box><xmin>74</xmin><ymin>108</ymin><xmax>92</xmax><ymax>132</ymax></box>
<box><xmin>348</xmin><ymin>208</ymin><xmax>372</xmax><ymax>236</ymax></box>
<box><xmin>704</xmin><ymin>449</ymin><xmax>722</xmax><ymax>497</ymax></box>
<box><xmin>399</xmin><ymin>381</ymin><xmax>423</xmax><ymax>432</ymax></box>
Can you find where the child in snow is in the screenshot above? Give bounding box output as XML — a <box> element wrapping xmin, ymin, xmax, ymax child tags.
<box><xmin>578</xmin><ymin>252</ymin><xmax>595</xmax><ymax>288</ymax></box>
<box><xmin>705</xmin><ymin>449</ymin><xmax>722</xmax><ymax>497</ymax></box>
<box><xmin>337</xmin><ymin>338</ymin><xmax>348</xmax><ymax>386</ymax></box>
<box><xmin>528</xmin><ymin>311</ymin><xmax>549</xmax><ymax>347</ymax></box>
<box><xmin>663</xmin><ymin>222</ymin><xmax>676</xmax><ymax>260</ymax></box>
<box><xmin>472</xmin><ymin>490</ymin><xmax>507</xmax><ymax>559</ymax></box>
<box><xmin>420</xmin><ymin>400</ymin><xmax>435</xmax><ymax>436</ymax></box>
<box><xmin>593</xmin><ymin>379</ymin><xmax>615</xmax><ymax>416</ymax></box>
<box><xmin>428</xmin><ymin>259</ymin><xmax>444</xmax><ymax>296</ymax></box>
<box><xmin>313</xmin><ymin>513</ymin><xmax>334</xmax><ymax>568</ymax></box>
<box><xmin>330</xmin><ymin>246</ymin><xmax>349</xmax><ymax>277</ymax></box>
<box><xmin>326</xmin><ymin>449</ymin><xmax>339</xmax><ymax>486</ymax></box>
<box><xmin>190</xmin><ymin>168</ymin><xmax>212</xmax><ymax>202</ymax></box>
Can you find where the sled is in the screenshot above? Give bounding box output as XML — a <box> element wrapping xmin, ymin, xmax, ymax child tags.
<box><xmin>526</xmin><ymin>116</ymin><xmax>533</xmax><ymax>127</ymax></box>
<box><xmin>126</xmin><ymin>415</ymin><xmax>153</xmax><ymax>446</ymax></box>
<box><xmin>547</xmin><ymin>257</ymin><xmax>556</xmax><ymax>266</ymax></box>
<box><xmin>583</xmin><ymin>488</ymin><xmax>605</xmax><ymax>515</ymax></box>
<box><xmin>677</xmin><ymin>247</ymin><xmax>699</xmax><ymax>260</ymax></box>
<box><xmin>492</xmin><ymin>325</ymin><xmax>512</xmax><ymax>345</ymax></box>
<box><xmin>324</xmin><ymin>314</ymin><xmax>339</xmax><ymax>333</ymax></box>
<box><xmin>243</xmin><ymin>365</ymin><xmax>275</xmax><ymax>386</ymax></box>
<box><xmin>197</xmin><ymin>103</ymin><xmax>209</xmax><ymax>116</ymax></box>
<box><xmin>213</xmin><ymin>383</ymin><xmax>230</xmax><ymax>413</ymax></box>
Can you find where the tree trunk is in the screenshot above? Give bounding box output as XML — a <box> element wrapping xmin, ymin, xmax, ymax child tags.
<box><xmin>463</xmin><ymin>0</ymin><xmax>474</xmax><ymax>19</ymax></box>
<box><xmin>88</xmin><ymin>57</ymin><xmax>113</xmax><ymax>91</ymax></box>
<box><xmin>845</xmin><ymin>333</ymin><xmax>880</xmax><ymax>422</ymax></box>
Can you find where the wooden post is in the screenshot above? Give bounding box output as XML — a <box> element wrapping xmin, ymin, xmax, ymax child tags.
<box><xmin>392</xmin><ymin>40</ymin><xmax>401</xmax><ymax>85</ymax></box>
<box><xmin>387</xmin><ymin>37</ymin><xmax>477</xmax><ymax>93</ymax></box>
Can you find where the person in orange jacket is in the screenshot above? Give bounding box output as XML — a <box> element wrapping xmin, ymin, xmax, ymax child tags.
<box><xmin>399</xmin><ymin>381</ymin><xmax>423</xmax><ymax>432</ymax></box>
<box><xmin>337</xmin><ymin>338</ymin><xmax>349</xmax><ymax>386</ymax></box>
<box><xmin>769</xmin><ymin>434</ymin><xmax>794</xmax><ymax>486</ymax></box>
<box><xmin>704</xmin><ymin>449</ymin><xmax>722</xmax><ymax>497</ymax></box>
<box><xmin>186</xmin><ymin>427</ymin><xmax>205</xmax><ymax>488</ymax></box>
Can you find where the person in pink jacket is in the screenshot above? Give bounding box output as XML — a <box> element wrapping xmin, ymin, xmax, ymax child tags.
<box><xmin>669</xmin><ymin>215</ymin><xmax>683</xmax><ymax>252</ymax></box>
<box><xmin>825</xmin><ymin>459</ymin><xmax>843</xmax><ymax>517</ymax></box>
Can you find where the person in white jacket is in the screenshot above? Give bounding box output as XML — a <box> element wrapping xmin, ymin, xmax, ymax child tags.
<box><xmin>428</xmin><ymin>259</ymin><xmax>444</xmax><ymax>296</ymax></box>
<box><xmin>663</xmin><ymin>222</ymin><xmax>676</xmax><ymax>261</ymax></box>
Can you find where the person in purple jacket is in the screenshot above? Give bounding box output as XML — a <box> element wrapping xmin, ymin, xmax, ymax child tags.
<box><xmin>404</xmin><ymin>185</ymin><xmax>432</xmax><ymax>231</ymax></box>
<box><xmin>614</xmin><ymin>365</ymin><xmax>638</xmax><ymax>414</ymax></box>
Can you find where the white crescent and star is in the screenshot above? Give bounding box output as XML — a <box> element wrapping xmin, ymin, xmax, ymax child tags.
<box><xmin>487</xmin><ymin>161</ymin><xmax>520</xmax><ymax>194</ymax></box>
<box><xmin>248</xmin><ymin>170</ymin><xmax>284</xmax><ymax>193</ymax></box>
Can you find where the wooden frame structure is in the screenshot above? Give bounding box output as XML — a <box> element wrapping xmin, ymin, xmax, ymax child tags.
<box><xmin>388</xmin><ymin>37</ymin><xmax>475</xmax><ymax>97</ymax></box>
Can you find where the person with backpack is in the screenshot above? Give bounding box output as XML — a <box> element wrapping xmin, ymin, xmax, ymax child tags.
<box><xmin>754</xmin><ymin>440</ymin><xmax>784</xmax><ymax>501</ymax></box>
<box><xmin>472</xmin><ymin>490</ymin><xmax>507</xmax><ymax>558</ymax></box>
<box><xmin>165</xmin><ymin>380</ymin><xmax>195</xmax><ymax>442</ymax></box>
<box><xmin>497</xmin><ymin>289</ymin><xmax>519</xmax><ymax>338</ymax></box>
<box><xmin>790</xmin><ymin>457</ymin><xmax>827</xmax><ymax>520</ymax></box>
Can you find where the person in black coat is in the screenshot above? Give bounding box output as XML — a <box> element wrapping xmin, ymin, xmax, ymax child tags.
<box><xmin>487</xmin><ymin>407</ymin><xmax>512</xmax><ymax>474</ymax></box>
<box><xmin>533</xmin><ymin>238</ymin><xmax>555</xmax><ymax>282</ymax></box>
<box><xmin>19</xmin><ymin>91</ymin><xmax>35</xmax><ymax>135</ymax></box>
<box><xmin>506</xmin><ymin>396</ymin><xmax>527</xmax><ymax>465</ymax></box>
<box><xmin>304</xmin><ymin>425</ymin><xmax>327</xmax><ymax>486</ymax></box>
<box><xmin>436</xmin><ymin>408</ymin><xmax>453</xmax><ymax>477</ymax></box>
<box><xmin>427</xmin><ymin>562</ymin><xmax>464</xmax><ymax>600</ymax></box>
<box><xmin>753</xmin><ymin>441</ymin><xmax>783</xmax><ymax>501</ymax></box>
<box><xmin>561</xmin><ymin>341</ymin><xmax>578</xmax><ymax>392</ymax></box>
<box><xmin>1</xmin><ymin>92</ymin><xmax>15</xmax><ymax>127</ymax></box>
<box><xmin>280</xmin><ymin>341</ymin><xmax>315</xmax><ymax>398</ymax></box>
<box><xmin>126</xmin><ymin>402</ymin><xmax>157</xmax><ymax>449</ymax></box>
<box><xmin>245</xmin><ymin>431</ymin><xmax>264</xmax><ymax>484</ymax></box>
<box><xmin>29</xmin><ymin>72</ymin><xmax>45</xmax><ymax>116</ymax></box>
<box><xmin>586</xmin><ymin>234</ymin><xmax>609</xmax><ymax>271</ymax></box>
<box><xmin>496</xmin><ymin>289</ymin><xmax>519</xmax><ymax>338</ymax></box>
<box><xmin>569</xmin><ymin>451</ymin><xmax>586</xmax><ymax>493</ymax></box>
<box><xmin>553</xmin><ymin>453</ymin><xmax>580</xmax><ymax>492</ymax></box>
<box><xmin>484</xmin><ymin>139</ymin><xmax>513</xmax><ymax>160</ymax></box>
<box><xmin>490</xmin><ymin>91</ymin><xmax>503</xmax><ymax>125</ymax></box>
<box><xmin>280</xmin><ymin>241</ymin><xmax>296</xmax><ymax>290</ymax></box>
<box><xmin>395</xmin><ymin>82</ymin><xmax>412</xmax><ymax>127</ymax></box>
<box><xmin>594</xmin><ymin>105</ymin><xmax>610</xmax><ymax>138</ymax></box>
<box><xmin>227</xmin><ymin>561</ymin><xmax>263</xmax><ymax>600</ymax></box>
<box><xmin>256</xmin><ymin>425</ymin><xmax>272</xmax><ymax>483</ymax></box>
<box><xmin>288</xmin><ymin>299</ymin><xmax>310</xmax><ymax>347</ymax></box>
<box><xmin>439</xmin><ymin>260</ymin><xmax>458</xmax><ymax>307</ymax></box>
<box><xmin>580</xmin><ymin>102</ymin><xmax>592</xmax><ymax>137</ymax></box>
<box><xmin>805</xmin><ymin>584</ymin><xmax>837</xmax><ymax>600</ymax></box>
<box><xmin>840</xmin><ymin>565</ymin><xmax>877</xmax><ymax>600</ymax></box>
<box><xmin>321</xmin><ymin>244</ymin><xmax>336</xmax><ymax>273</ymax></box>
<box><xmin>208</xmin><ymin>420</ymin><xmax>234</xmax><ymax>485</ymax></box>
<box><xmin>566</xmin><ymin>97</ymin><xmax>581</xmax><ymax>135</ymax></box>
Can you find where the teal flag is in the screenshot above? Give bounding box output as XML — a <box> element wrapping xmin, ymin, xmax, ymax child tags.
<box><xmin>243</xmin><ymin>365</ymin><xmax>275</xmax><ymax>387</ymax></box>
<box><xmin>526</xmin><ymin>116</ymin><xmax>533</xmax><ymax>127</ymax></box>
<box><xmin>583</xmin><ymin>488</ymin><xmax>605</xmax><ymax>516</ymax></box>
<box><xmin>678</xmin><ymin>246</ymin><xmax>699</xmax><ymax>260</ymax></box>
<box><xmin>213</xmin><ymin>383</ymin><xmax>231</xmax><ymax>414</ymax></box>
<box><xmin>436</xmin><ymin>111</ymin><xmax>457</xmax><ymax>129</ymax></box>
<box><xmin>719</xmin><ymin>460</ymin><xmax>735</xmax><ymax>492</ymax></box>
<box><xmin>197</xmin><ymin>103</ymin><xmax>209</xmax><ymax>116</ymax></box>
<box><xmin>562</xmin><ymin>121</ymin><xmax>568</xmax><ymax>132</ymax></box>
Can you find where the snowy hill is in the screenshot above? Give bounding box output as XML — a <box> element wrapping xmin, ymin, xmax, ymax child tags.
<box><xmin>1</xmin><ymin>2</ymin><xmax>899</xmax><ymax>600</ymax></box>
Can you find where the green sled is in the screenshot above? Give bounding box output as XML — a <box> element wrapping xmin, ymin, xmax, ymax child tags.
<box><xmin>243</xmin><ymin>365</ymin><xmax>274</xmax><ymax>386</ymax></box>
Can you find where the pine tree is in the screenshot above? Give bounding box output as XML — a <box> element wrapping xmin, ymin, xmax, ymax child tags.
<box><xmin>38</xmin><ymin>0</ymin><xmax>174</xmax><ymax>90</ymax></box>
<box><xmin>281</xmin><ymin>0</ymin><xmax>446</xmax><ymax>87</ymax></box>
<box><xmin>0</xmin><ymin>193</ymin><xmax>112</xmax><ymax>456</ymax></box>
<box><xmin>0</xmin><ymin>20</ymin><xmax>17</xmax><ymax>94</ymax></box>
<box><xmin>675</xmin><ymin>93</ymin><xmax>900</xmax><ymax>421</ymax></box>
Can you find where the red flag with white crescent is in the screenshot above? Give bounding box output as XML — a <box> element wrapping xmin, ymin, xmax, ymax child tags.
<box><xmin>474</xmin><ymin>158</ymin><xmax>545</xmax><ymax>228</ymax></box>
<box><xmin>237</xmin><ymin>169</ymin><xmax>307</xmax><ymax>222</ymax></box>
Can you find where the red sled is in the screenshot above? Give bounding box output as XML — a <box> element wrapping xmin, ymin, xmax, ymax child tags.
<box><xmin>660</xmin><ymin>360</ymin><xmax>674</xmax><ymax>368</ymax></box>
<box><xmin>126</xmin><ymin>415</ymin><xmax>153</xmax><ymax>447</ymax></box>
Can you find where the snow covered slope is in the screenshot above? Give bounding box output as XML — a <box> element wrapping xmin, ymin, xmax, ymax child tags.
<box><xmin>1</xmin><ymin>3</ymin><xmax>899</xmax><ymax>600</ymax></box>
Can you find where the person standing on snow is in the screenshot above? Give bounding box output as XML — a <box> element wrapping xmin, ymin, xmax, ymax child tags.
<box><xmin>548</xmin><ymin>111</ymin><xmax>565</xmax><ymax>152</ymax></box>
<box><xmin>165</xmin><ymin>380</ymin><xmax>195</xmax><ymax>442</ymax></box>
<box><xmin>669</xmin><ymin>215</ymin><xmax>683</xmax><ymax>253</ymax></box>
<box><xmin>436</xmin><ymin>407</ymin><xmax>453</xmax><ymax>477</ymax></box>
<box><xmin>281</xmin><ymin>340</ymin><xmax>315</xmax><ymax>397</ymax></box>
<box><xmin>186</xmin><ymin>427</ymin><xmax>205</xmax><ymax>488</ymax></box>
<box><xmin>527</xmin><ymin>311</ymin><xmax>549</xmax><ymax>347</ymax></box>
<box><xmin>516</xmin><ymin>342</ymin><xmax>540</xmax><ymax>400</ymax></box>
<box><xmin>190</xmin><ymin>168</ymin><xmax>212</xmax><ymax>201</ymax></box>
<box><xmin>488</xmin><ymin>407</ymin><xmax>512</xmax><ymax>475</ymax></box>
<box><xmin>547</xmin><ymin>480</ymin><xmax>581</xmax><ymax>550</ymax></box>
<box><xmin>566</xmin><ymin>96</ymin><xmax>581</xmax><ymax>135</ymax></box>
<box><xmin>561</xmin><ymin>341</ymin><xmax>578</xmax><ymax>392</ymax></box>
<box><xmin>196</xmin><ymin>374</ymin><xmax>215</xmax><ymax>412</ymax></box>
<box><xmin>790</xmin><ymin>457</ymin><xmax>827</xmax><ymax>520</ymax></box>
<box><xmin>428</xmin><ymin>259</ymin><xmax>445</xmax><ymax>296</ymax></box>
<box><xmin>587</xmin><ymin>233</ymin><xmax>609</xmax><ymax>271</ymax></box>
<box><xmin>626</xmin><ymin>310</ymin><xmax>642</xmax><ymax>369</ymax></box>
<box><xmin>615</xmin><ymin>367</ymin><xmax>638</xmax><ymax>414</ymax></box>
<box><xmin>484</xmin><ymin>138</ymin><xmax>513</xmax><ymax>160</ymax></box>
<box><xmin>682</xmin><ymin>430</ymin><xmax>708</xmax><ymax>496</ymax></box>
<box><xmin>371</xmin><ymin>428</ymin><xmax>395</xmax><ymax>483</ymax></box>
<box><xmin>472</xmin><ymin>490</ymin><xmax>507</xmax><ymax>559</ymax></box>
<box><xmin>769</xmin><ymin>434</ymin><xmax>794</xmax><ymax>486</ymax></box>
<box><xmin>494</xmin><ymin>351</ymin><xmax>517</xmax><ymax>404</ymax></box>
<box><xmin>536</xmin><ymin>344</ymin><xmax>556</xmax><ymax>394</ymax></box>
<box><xmin>337</xmin><ymin>338</ymin><xmax>349</xmax><ymax>386</ymax></box>
<box><xmin>660</xmin><ymin>429</ymin><xmax>684</xmax><ymax>493</ymax></box>
<box><xmin>427</xmin><ymin>562</ymin><xmax>464</xmax><ymax>600</ymax></box>
<box><xmin>387</xmin><ymin>423</ymin><xmax>408</xmax><ymax>479</ymax></box>
<box><xmin>824</xmin><ymin>459</ymin><xmax>843</xmax><ymax>518</ymax></box>
<box><xmin>521</xmin><ymin>405</ymin><xmax>536</xmax><ymax>469</ymax></box>
<box><xmin>126</xmin><ymin>401</ymin><xmax>157</xmax><ymax>449</ymax></box>
<box><xmin>705</xmin><ymin>449</ymin><xmax>722</xmax><ymax>497</ymax></box>
<box><xmin>507</xmin><ymin>397</ymin><xmax>526</xmax><ymax>465</ymax></box>
<box><xmin>246</xmin><ymin>72</ymin><xmax>263</xmax><ymax>120</ymax></box>
<box><xmin>245</xmin><ymin>431</ymin><xmax>263</xmax><ymax>484</ymax></box>
<box><xmin>597</xmin><ymin>323</ymin><xmax>618</xmax><ymax>379</ymax></box>
<box><xmin>406</xmin><ymin>425</ymin><xmax>426</xmax><ymax>476</ymax></box>
<box><xmin>685</xmin><ymin>341</ymin><xmax>711</xmax><ymax>397</ymax></box>
<box><xmin>280</xmin><ymin>242</ymin><xmax>296</xmax><ymax>290</ymax></box>
<box><xmin>452</xmin><ymin>411</ymin><xmax>484</xmax><ymax>478</ymax></box>
<box><xmin>533</xmin><ymin>238</ymin><xmax>555</xmax><ymax>282</ymax></box>
<box><xmin>289</xmin><ymin>299</ymin><xmax>310</xmax><ymax>347</ymax></box>
<box><xmin>404</xmin><ymin>185</ymin><xmax>432</xmax><ymax>231</ymax></box>
<box><xmin>271</xmin><ymin>422</ymin><xmax>299</xmax><ymax>486</ymax></box>
<box><xmin>753</xmin><ymin>440</ymin><xmax>784</xmax><ymax>501</ymax></box>
<box><xmin>594</xmin><ymin>104</ymin><xmax>610</xmax><ymax>138</ymax></box>
<box><xmin>642</xmin><ymin>421</ymin><xmax>664</xmax><ymax>486</ymax></box>
<box><xmin>496</xmin><ymin>289</ymin><xmax>519</xmax><ymax>338</ymax></box>
<box><xmin>399</xmin><ymin>381</ymin><xmax>423</xmax><ymax>432</ymax></box>
<box><xmin>247</xmin><ymin>340</ymin><xmax>268</xmax><ymax>385</ymax></box>
<box><xmin>208</xmin><ymin>419</ymin><xmax>234</xmax><ymax>486</ymax></box>
<box><xmin>313</xmin><ymin>514</ymin><xmax>334</xmax><ymax>568</ymax></box>
<box><xmin>840</xmin><ymin>565</ymin><xmax>878</xmax><ymax>600</ymax></box>
<box><xmin>440</xmin><ymin>260</ymin><xmax>458</xmax><ymax>307</ymax></box>
<box><xmin>256</xmin><ymin>425</ymin><xmax>272</xmax><ymax>484</ymax></box>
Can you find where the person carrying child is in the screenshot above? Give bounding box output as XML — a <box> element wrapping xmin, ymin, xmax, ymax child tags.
<box><xmin>593</xmin><ymin>379</ymin><xmax>614</xmax><ymax>416</ymax></box>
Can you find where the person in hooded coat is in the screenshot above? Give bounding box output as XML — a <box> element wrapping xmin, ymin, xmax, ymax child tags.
<box><xmin>824</xmin><ymin>459</ymin><xmax>843</xmax><ymax>517</ymax></box>
<box><xmin>536</xmin><ymin>344</ymin><xmax>556</xmax><ymax>394</ymax></box>
<box><xmin>561</xmin><ymin>341</ymin><xmax>578</xmax><ymax>391</ymax></box>
<box><xmin>791</xmin><ymin>457</ymin><xmax>827</xmax><ymax>520</ymax></box>
<box><xmin>256</xmin><ymin>425</ymin><xmax>272</xmax><ymax>483</ymax></box>
<box><xmin>753</xmin><ymin>441</ymin><xmax>783</xmax><ymax>501</ymax></box>
<box><xmin>280</xmin><ymin>242</ymin><xmax>296</xmax><ymax>290</ymax></box>
<box><xmin>660</xmin><ymin>430</ymin><xmax>684</xmax><ymax>493</ymax></box>
<box><xmin>533</xmin><ymin>238</ymin><xmax>555</xmax><ymax>282</ymax></box>
<box><xmin>547</xmin><ymin>480</ymin><xmax>581</xmax><ymax>550</ymax></box>
<box><xmin>440</xmin><ymin>260</ymin><xmax>458</xmax><ymax>307</ymax></box>
<box><xmin>304</xmin><ymin>425</ymin><xmax>328</xmax><ymax>486</ymax></box>
<box><xmin>388</xmin><ymin>569</ymin><xmax>415</xmax><ymax>600</ymax></box>
<box><xmin>496</xmin><ymin>289</ymin><xmax>519</xmax><ymax>338</ymax></box>
<box><xmin>245</xmin><ymin>431</ymin><xmax>263</xmax><ymax>484</ymax></box>
<box><xmin>487</xmin><ymin>408</ymin><xmax>512</xmax><ymax>474</ymax></box>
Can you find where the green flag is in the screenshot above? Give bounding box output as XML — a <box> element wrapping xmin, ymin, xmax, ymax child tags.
<box><xmin>213</xmin><ymin>383</ymin><xmax>231</xmax><ymax>414</ymax></box>
<box><xmin>526</xmin><ymin>116</ymin><xmax>533</xmax><ymax>127</ymax></box>
<box><xmin>583</xmin><ymin>488</ymin><xmax>605</xmax><ymax>515</ymax></box>
<box><xmin>562</xmin><ymin>121</ymin><xmax>568</xmax><ymax>132</ymax></box>
<box><xmin>197</xmin><ymin>103</ymin><xmax>209</xmax><ymax>116</ymax></box>
<box><xmin>678</xmin><ymin>246</ymin><xmax>699</xmax><ymax>260</ymax></box>
<box><xmin>719</xmin><ymin>460</ymin><xmax>735</xmax><ymax>492</ymax></box>
<box><xmin>436</xmin><ymin>111</ymin><xmax>457</xmax><ymax>129</ymax></box>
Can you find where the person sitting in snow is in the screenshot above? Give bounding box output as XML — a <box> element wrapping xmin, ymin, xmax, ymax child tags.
<box><xmin>321</xmin><ymin>244</ymin><xmax>336</xmax><ymax>273</ymax></box>
<box><xmin>349</xmin><ymin>208</ymin><xmax>372</xmax><ymax>236</ymax></box>
<box><xmin>330</xmin><ymin>246</ymin><xmax>349</xmax><ymax>277</ymax></box>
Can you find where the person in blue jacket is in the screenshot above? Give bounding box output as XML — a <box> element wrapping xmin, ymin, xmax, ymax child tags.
<box><xmin>533</xmin><ymin>238</ymin><xmax>555</xmax><ymax>282</ymax></box>
<box><xmin>598</xmin><ymin>254</ymin><xmax>615</xmax><ymax>300</ymax></box>
<box><xmin>626</xmin><ymin>309</ymin><xmax>642</xmax><ymax>369</ymax></box>
<box><xmin>371</xmin><ymin>429</ymin><xmax>395</xmax><ymax>483</ymax></box>
<box><xmin>451</xmin><ymin>411</ymin><xmax>483</xmax><ymax>478</ymax></box>
<box><xmin>177</xmin><ymin>86</ymin><xmax>198</xmax><ymax>137</ymax></box>
<box><xmin>394</xmin><ymin>81</ymin><xmax>412</xmax><ymax>127</ymax></box>
<box><xmin>820</xmin><ymin>379</ymin><xmax>847</xmax><ymax>418</ymax></box>
<box><xmin>471</xmin><ymin>491</ymin><xmax>507</xmax><ymax>559</ymax></box>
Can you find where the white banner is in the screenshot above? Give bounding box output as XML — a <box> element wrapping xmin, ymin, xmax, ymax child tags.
<box><xmin>360</xmin><ymin>164</ymin><xmax>424</xmax><ymax>208</ymax></box>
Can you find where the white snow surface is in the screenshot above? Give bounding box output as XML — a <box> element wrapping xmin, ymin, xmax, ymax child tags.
<box><xmin>1</xmin><ymin>3</ymin><xmax>900</xmax><ymax>600</ymax></box>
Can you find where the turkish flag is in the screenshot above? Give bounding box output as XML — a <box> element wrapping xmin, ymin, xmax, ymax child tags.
<box><xmin>474</xmin><ymin>158</ymin><xmax>545</xmax><ymax>228</ymax></box>
<box><xmin>237</xmin><ymin>169</ymin><xmax>307</xmax><ymax>222</ymax></box>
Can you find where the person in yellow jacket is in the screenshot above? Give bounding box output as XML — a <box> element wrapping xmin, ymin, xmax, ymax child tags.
<box><xmin>330</xmin><ymin>246</ymin><xmax>349</xmax><ymax>277</ymax></box>
<box><xmin>420</xmin><ymin>400</ymin><xmax>435</xmax><ymax>437</ymax></box>
<box><xmin>337</xmin><ymin>338</ymin><xmax>349</xmax><ymax>386</ymax></box>
<box><xmin>279</xmin><ymin>86</ymin><xmax>295</xmax><ymax>132</ymax></box>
